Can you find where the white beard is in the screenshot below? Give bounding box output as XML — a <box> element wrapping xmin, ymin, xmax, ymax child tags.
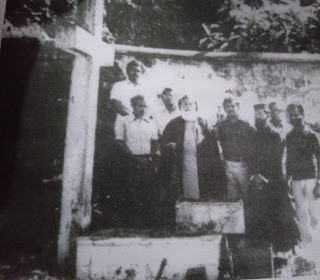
<box><xmin>181</xmin><ymin>111</ymin><xmax>198</xmax><ymax>121</ymax></box>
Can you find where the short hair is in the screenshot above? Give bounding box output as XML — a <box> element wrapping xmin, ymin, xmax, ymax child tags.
<box><xmin>130</xmin><ymin>95</ymin><xmax>145</xmax><ymax>107</ymax></box>
<box><xmin>223</xmin><ymin>97</ymin><xmax>239</xmax><ymax>108</ymax></box>
<box><xmin>269</xmin><ymin>102</ymin><xmax>283</xmax><ymax>111</ymax></box>
<box><xmin>269</xmin><ymin>102</ymin><xmax>277</xmax><ymax>110</ymax></box>
<box><xmin>178</xmin><ymin>95</ymin><xmax>198</xmax><ymax>111</ymax></box>
<box><xmin>126</xmin><ymin>60</ymin><xmax>143</xmax><ymax>74</ymax></box>
<box><xmin>286</xmin><ymin>102</ymin><xmax>304</xmax><ymax>116</ymax></box>
<box><xmin>254</xmin><ymin>103</ymin><xmax>269</xmax><ymax>112</ymax></box>
<box><xmin>161</xmin><ymin>87</ymin><xmax>172</xmax><ymax>96</ymax></box>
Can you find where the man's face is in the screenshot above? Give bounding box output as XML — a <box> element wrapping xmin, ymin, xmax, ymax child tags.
<box><xmin>224</xmin><ymin>101</ymin><xmax>239</xmax><ymax>118</ymax></box>
<box><xmin>255</xmin><ymin>109</ymin><xmax>268</xmax><ymax>127</ymax></box>
<box><xmin>270</xmin><ymin>105</ymin><xmax>282</xmax><ymax>122</ymax></box>
<box><xmin>162</xmin><ymin>92</ymin><xmax>174</xmax><ymax>107</ymax></box>
<box><xmin>180</xmin><ymin>98</ymin><xmax>195</xmax><ymax>112</ymax></box>
<box><xmin>127</xmin><ymin>66</ymin><xmax>142</xmax><ymax>84</ymax></box>
<box><xmin>288</xmin><ymin>108</ymin><xmax>304</xmax><ymax>128</ymax></box>
<box><xmin>133</xmin><ymin>100</ymin><xmax>146</xmax><ymax>118</ymax></box>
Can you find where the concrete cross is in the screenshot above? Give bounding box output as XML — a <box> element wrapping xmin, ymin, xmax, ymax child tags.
<box><xmin>55</xmin><ymin>0</ymin><xmax>114</xmax><ymax>265</ymax></box>
<box><xmin>0</xmin><ymin>0</ymin><xmax>7</xmax><ymax>51</ymax></box>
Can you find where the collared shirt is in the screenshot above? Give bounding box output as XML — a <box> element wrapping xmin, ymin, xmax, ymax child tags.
<box><xmin>268</xmin><ymin>119</ymin><xmax>291</xmax><ymax>140</ymax></box>
<box><xmin>110</xmin><ymin>80</ymin><xmax>142</xmax><ymax>114</ymax></box>
<box><xmin>286</xmin><ymin>125</ymin><xmax>320</xmax><ymax>180</ymax></box>
<box><xmin>114</xmin><ymin>114</ymin><xmax>158</xmax><ymax>155</ymax></box>
<box><xmin>218</xmin><ymin>118</ymin><xmax>255</xmax><ymax>163</ymax></box>
<box><xmin>156</xmin><ymin>107</ymin><xmax>180</xmax><ymax>136</ymax></box>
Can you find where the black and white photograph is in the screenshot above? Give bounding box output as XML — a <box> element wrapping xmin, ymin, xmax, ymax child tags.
<box><xmin>1</xmin><ymin>0</ymin><xmax>320</xmax><ymax>279</ymax></box>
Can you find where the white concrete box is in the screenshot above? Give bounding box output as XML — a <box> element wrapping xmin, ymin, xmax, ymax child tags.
<box><xmin>176</xmin><ymin>200</ymin><xmax>245</xmax><ymax>234</ymax></box>
<box><xmin>76</xmin><ymin>233</ymin><xmax>222</xmax><ymax>280</ymax></box>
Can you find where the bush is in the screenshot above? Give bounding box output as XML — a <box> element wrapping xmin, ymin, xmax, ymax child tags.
<box><xmin>200</xmin><ymin>0</ymin><xmax>320</xmax><ymax>53</ymax></box>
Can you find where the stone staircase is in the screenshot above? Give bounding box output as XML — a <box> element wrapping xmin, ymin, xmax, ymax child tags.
<box><xmin>75</xmin><ymin>200</ymin><xmax>275</xmax><ymax>279</ymax></box>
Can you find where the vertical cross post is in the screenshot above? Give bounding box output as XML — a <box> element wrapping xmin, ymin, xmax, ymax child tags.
<box><xmin>56</xmin><ymin>0</ymin><xmax>114</xmax><ymax>265</ymax></box>
<box><xmin>0</xmin><ymin>0</ymin><xmax>7</xmax><ymax>51</ymax></box>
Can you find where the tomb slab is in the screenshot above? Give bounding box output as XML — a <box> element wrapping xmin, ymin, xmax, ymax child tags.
<box><xmin>176</xmin><ymin>199</ymin><xmax>245</xmax><ymax>234</ymax></box>
<box><xmin>76</xmin><ymin>229</ymin><xmax>222</xmax><ymax>280</ymax></box>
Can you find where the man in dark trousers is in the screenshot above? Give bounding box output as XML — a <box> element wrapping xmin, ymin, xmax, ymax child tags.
<box><xmin>114</xmin><ymin>95</ymin><xmax>159</xmax><ymax>227</ymax></box>
<box><xmin>249</xmin><ymin>104</ymin><xmax>300</xmax><ymax>255</ymax></box>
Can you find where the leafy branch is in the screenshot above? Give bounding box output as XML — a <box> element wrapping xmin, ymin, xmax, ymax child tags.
<box><xmin>200</xmin><ymin>0</ymin><xmax>320</xmax><ymax>53</ymax></box>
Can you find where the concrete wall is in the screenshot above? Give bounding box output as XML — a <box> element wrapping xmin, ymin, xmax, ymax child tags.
<box><xmin>114</xmin><ymin>46</ymin><xmax>320</xmax><ymax>126</ymax></box>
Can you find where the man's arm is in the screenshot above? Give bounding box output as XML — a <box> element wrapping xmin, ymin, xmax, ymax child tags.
<box><xmin>151</xmin><ymin>140</ymin><xmax>159</xmax><ymax>158</ymax></box>
<box><xmin>198</xmin><ymin>117</ymin><xmax>210</xmax><ymax>136</ymax></box>
<box><xmin>312</xmin><ymin>133</ymin><xmax>320</xmax><ymax>198</ymax></box>
<box><xmin>110</xmin><ymin>99</ymin><xmax>130</xmax><ymax>116</ymax></box>
<box><xmin>246</xmin><ymin>123</ymin><xmax>257</xmax><ymax>176</ymax></box>
<box><xmin>150</xmin><ymin>120</ymin><xmax>159</xmax><ymax>158</ymax></box>
<box><xmin>114</xmin><ymin>115</ymin><xmax>132</xmax><ymax>155</ymax></box>
<box><xmin>160</xmin><ymin>120</ymin><xmax>177</xmax><ymax>153</ymax></box>
<box><xmin>312</xmin><ymin>133</ymin><xmax>320</xmax><ymax>181</ymax></box>
<box><xmin>110</xmin><ymin>82</ymin><xmax>130</xmax><ymax>116</ymax></box>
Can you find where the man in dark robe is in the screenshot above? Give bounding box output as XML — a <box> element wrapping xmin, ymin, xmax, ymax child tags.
<box><xmin>249</xmin><ymin>104</ymin><xmax>300</xmax><ymax>254</ymax></box>
<box><xmin>160</xmin><ymin>95</ymin><xmax>226</xmax><ymax>201</ymax></box>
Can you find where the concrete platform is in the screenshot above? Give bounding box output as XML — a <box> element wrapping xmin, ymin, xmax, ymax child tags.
<box><xmin>176</xmin><ymin>199</ymin><xmax>245</xmax><ymax>234</ymax></box>
<box><xmin>76</xmin><ymin>229</ymin><xmax>222</xmax><ymax>280</ymax></box>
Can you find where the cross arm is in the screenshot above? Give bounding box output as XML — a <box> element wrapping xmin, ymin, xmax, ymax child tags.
<box><xmin>55</xmin><ymin>25</ymin><xmax>114</xmax><ymax>66</ymax></box>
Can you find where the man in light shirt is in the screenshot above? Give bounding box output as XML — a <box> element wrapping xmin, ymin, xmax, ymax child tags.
<box><xmin>110</xmin><ymin>60</ymin><xmax>144</xmax><ymax>116</ymax></box>
<box><xmin>156</xmin><ymin>88</ymin><xmax>180</xmax><ymax>136</ymax></box>
<box><xmin>114</xmin><ymin>95</ymin><xmax>158</xmax><ymax>227</ymax></box>
<box><xmin>268</xmin><ymin>102</ymin><xmax>290</xmax><ymax>139</ymax></box>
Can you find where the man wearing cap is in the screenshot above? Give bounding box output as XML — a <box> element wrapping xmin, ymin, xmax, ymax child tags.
<box><xmin>218</xmin><ymin>97</ymin><xmax>255</xmax><ymax>202</ymax></box>
<box><xmin>110</xmin><ymin>60</ymin><xmax>144</xmax><ymax>117</ymax></box>
<box><xmin>249</xmin><ymin>104</ymin><xmax>299</xmax><ymax>254</ymax></box>
<box><xmin>286</xmin><ymin>103</ymin><xmax>320</xmax><ymax>246</ymax></box>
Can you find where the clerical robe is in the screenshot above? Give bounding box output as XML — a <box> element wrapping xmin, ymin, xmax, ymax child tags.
<box><xmin>248</xmin><ymin>125</ymin><xmax>300</xmax><ymax>252</ymax></box>
<box><xmin>160</xmin><ymin>116</ymin><xmax>226</xmax><ymax>200</ymax></box>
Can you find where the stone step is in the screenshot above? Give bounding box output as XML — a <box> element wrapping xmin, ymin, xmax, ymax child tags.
<box><xmin>76</xmin><ymin>230</ymin><xmax>222</xmax><ymax>280</ymax></box>
<box><xmin>176</xmin><ymin>199</ymin><xmax>245</xmax><ymax>234</ymax></box>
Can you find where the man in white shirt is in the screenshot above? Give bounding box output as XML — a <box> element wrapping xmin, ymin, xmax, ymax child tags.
<box><xmin>114</xmin><ymin>95</ymin><xmax>159</xmax><ymax>227</ymax></box>
<box><xmin>156</xmin><ymin>88</ymin><xmax>180</xmax><ymax>136</ymax></box>
<box><xmin>110</xmin><ymin>60</ymin><xmax>144</xmax><ymax>116</ymax></box>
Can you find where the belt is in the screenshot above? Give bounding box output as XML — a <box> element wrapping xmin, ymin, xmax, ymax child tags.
<box><xmin>134</xmin><ymin>154</ymin><xmax>151</xmax><ymax>158</ymax></box>
<box><xmin>225</xmin><ymin>156</ymin><xmax>245</xmax><ymax>162</ymax></box>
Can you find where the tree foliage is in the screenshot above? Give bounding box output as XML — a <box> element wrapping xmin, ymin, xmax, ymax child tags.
<box><xmin>200</xmin><ymin>0</ymin><xmax>320</xmax><ymax>52</ymax></box>
<box><xmin>4</xmin><ymin>0</ymin><xmax>320</xmax><ymax>52</ymax></box>
<box><xmin>5</xmin><ymin>0</ymin><xmax>77</xmax><ymax>26</ymax></box>
<box><xmin>105</xmin><ymin>0</ymin><xmax>219</xmax><ymax>49</ymax></box>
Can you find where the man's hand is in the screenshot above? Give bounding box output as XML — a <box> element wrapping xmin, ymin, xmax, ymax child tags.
<box><xmin>251</xmin><ymin>174</ymin><xmax>264</xmax><ymax>190</ymax></box>
<box><xmin>313</xmin><ymin>181</ymin><xmax>320</xmax><ymax>199</ymax></box>
<box><xmin>166</xmin><ymin>142</ymin><xmax>177</xmax><ymax>149</ymax></box>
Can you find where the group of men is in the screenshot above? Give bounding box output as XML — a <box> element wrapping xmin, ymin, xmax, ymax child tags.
<box><xmin>109</xmin><ymin>60</ymin><xmax>320</xmax><ymax>256</ymax></box>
